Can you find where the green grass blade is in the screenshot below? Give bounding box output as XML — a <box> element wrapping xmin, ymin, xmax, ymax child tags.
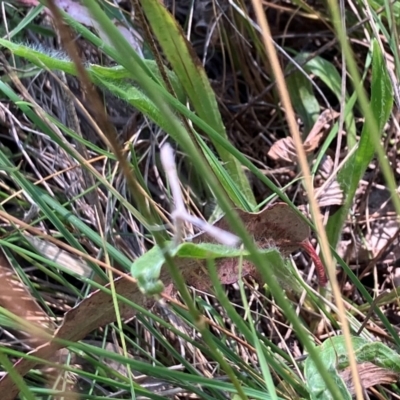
<box><xmin>326</xmin><ymin>39</ymin><xmax>393</xmax><ymax>248</ymax></box>
<box><xmin>286</xmin><ymin>59</ymin><xmax>320</xmax><ymax>135</ymax></box>
<box><xmin>5</xmin><ymin>4</ymin><xmax>44</xmax><ymax>40</ymax></box>
<box><xmin>34</xmin><ymin>5</ymin><xmax>342</xmax><ymax>397</ymax></box>
<box><xmin>302</xmin><ymin>55</ymin><xmax>357</xmax><ymax>148</ymax></box>
<box><xmin>138</xmin><ymin>0</ymin><xmax>255</xmax><ymax>207</ymax></box>
<box><xmin>37</xmin><ymin>13</ymin><xmax>301</xmax><ymax>213</ymax></box>
<box><xmin>0</xmin><ymin>36</ymin><xmax>249</xmax><ymax>209</ymax></box>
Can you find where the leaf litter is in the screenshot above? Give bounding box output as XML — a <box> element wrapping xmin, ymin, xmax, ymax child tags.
<box><xmin>2</xmin><ymin>5</ymin><xmax>382</xmax><ymax>400</ymax></box>
<box><xmin>315</xmin><ymin>155</ymin><xmax>344</xmax><ymax>207</ymax></box>
<box><xmin>0</xmin><ymin>201</ymin><xmax>322</xmax><ymax>399</ymax></box>
<box><xmin>268</xmin><ymin>109</ymin><xmax>339</xmax><ymax>163</ymax></box>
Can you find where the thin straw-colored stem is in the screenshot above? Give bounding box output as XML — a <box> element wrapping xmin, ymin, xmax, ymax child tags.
<box><xmin>249</xmin><ymin>1</ymin><xmax>363</xmax><ymax>399</ymax></box>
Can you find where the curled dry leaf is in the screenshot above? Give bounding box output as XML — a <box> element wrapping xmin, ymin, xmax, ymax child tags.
<box><xmin>0</xmin><ymin>202</ymin><xmax>318</xmax><ymax>399</ymax></box>
<box><xmin>365</xmin><ymin>187</ymin><xmax>400</xmax><ymax>262</ymax></box>
<box><xmin>268</xmin><ymin>136</ymin><xmax>298</xmax><ymax>163</ymax></box>
<box><xmin>315</xmin><ymin>155</ymin><xmax>344</xmax><ymax>207</ymax></box>
<box><xmin>340</xmin><ymin>362</ymin><xmax>397</xmax><ymax>395</ymax></box>
<box><xmin>268</xmin><ymin>109</ymin><xmax>339</xmax><ymax>163</ymax></box>
<box><xmin>305</xmin><ymin>109</ymin><xmax>339</xmax><ymax>150</ymax></box>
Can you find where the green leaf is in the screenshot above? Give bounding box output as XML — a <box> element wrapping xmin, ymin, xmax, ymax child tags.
<box><xmin>286</xmin><ymin>59</ymin><xmax>320</xmax><ymax>135</ymax></box>
<box><xmin>302</xmin><ymin>55</ymin><xmax>357</xmax><ymax>148</ymax></box>
<box><xmin>130</xmin><ymin>241</ymin><xmax>251</xmax><ymax>294</ymax></box>
<box><xmin>304</xmin><ymin>336</ymin><xmax>365</xmax><ymax>400</ymax></box>
<box><xmin>305</xmin><ymin>335</ymin><xmax>400</xmax><ymax>399</ymax></box>
<box><xmin>338</xmin><ymin>341</ymin><xmax>400</xmax><ymax>372</ymax></box>
<box><xmin>131</xmin><ymin>241</ymin><xmax>304</xmax><ymax>296</ymax></box>
<box><xmin>0</xmin><ymin>36</ymin><xmax>253</xmax><ymax>210</ymax></box>
<box><xmin>368</xmin><ymin>0</ymin><xmax>400</xmax><ymax>21</ymax></box>
<box><xmin>47</xmin><ymin>10</ymin><xmax>300</xmax><ymax>214</ymax></box>
<box><xmin>0</xmin><ymin>38</ymin><xmax>185</xmax><ymax>128</ymax></box>
<box><xmin>91</xmin><ymin>62</ymin><xmax>186</xmax><ymax>104</ymax></box>
<box><xmin>326</xmin><ymin>39</ymin><xmax>393</xmax><ymax>248</ymax></box>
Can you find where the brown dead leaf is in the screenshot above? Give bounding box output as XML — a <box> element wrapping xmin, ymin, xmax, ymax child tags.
<box><xmin>0</xmin><ymin>248</ymin><xmax>54</xmax><ymax>346</ymax></box>
<box><xmin>211</xmin><ymin>203</ymin><xmax>310</xmax><ymax>253</ymax></box>
<box><xmin>268</xmin><ymin>110</ymin><xmax>339</xmax><ymax>162</ymax></box>
<box><xmin>0</xmin><ymin>203</ymin><xmax>314</xmax><ymax>399</ymax></box>
<box><xmin>268</xmin><ymin>136</ymin><xmax>298</xmax><ymax>162</ymax></box>
<box><xmin>338</xmin><ymin>186</ymin><xmax>400</xmax><ymax>265</ymax></box>
<box><xmin>315</xmin><ymin>156</ymin><xmax>344</xmax><ymax>207</ymax></box>
<box><xmin>340</xmin><ymin>362</ymin><xmax>398</xmax><ymax>395</ymax></box>
<box><xmin>183</xmin><ymin>202</ymin><xmax>311</xmax><ymax>290</ymax></box>
<box><xmin>366</xmin><ymin>187</ymin><xmax>400</xmax><ymax>261</ymax></box>
<box><xmin>305</xmin><ymin>109</ymin><xmax>339</xmax><ymax>151</ymax></box>
<box><xmin>0</xmin><ymin>275</ymin><xmax>152</xmax><ymax>400</ymax></box>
